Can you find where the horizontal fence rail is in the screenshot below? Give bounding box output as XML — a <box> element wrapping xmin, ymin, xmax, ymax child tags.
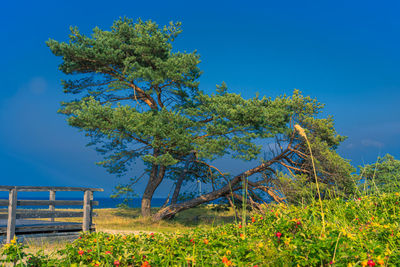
<box><xmin>0</xmin><ymin>200</ymin><xmax>99</xmax><ymax>206</ymax></box>
<box><xmin>0</xmin><ymin>186</ymin><xmax>103</xmax><ymax>192</ymax></box>
<box><xmin>0</xmin><ymin>186</ymin><xmax>103</xmax><ymax>243</ymax></box>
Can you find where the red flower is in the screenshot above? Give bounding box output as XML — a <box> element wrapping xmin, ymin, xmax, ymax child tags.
<box><xmin>296</xmin><ymin>220</ymin><xmax>301</xmax><ymax>225</ymax></box>
<box><xmin>260</xmin><ymin>217</ymin><xmax>263</xmax><ymax>220</ymax></box>
<box><xmin>114</xmin><ymin>260</ymin><xmax>120</xmax><ymax>266</ymax></box>
<box><xmin>368</xmin><ymin>260</ymin><xmax>376</xmax><ymax>266</ymax></box>
<box><xmin>275</xmin><ymin>232</ymin><xmax>282</xmax><ymax>238</ymax></box>
<box><xmin>78</xmin><ymin>250</ymin><xmax>84</xmax><ymax>255</ymax></box>
<box><xmin>190</xmin><ymin>238</ymin><xmax>195</xmax><ymax>244</ymax></box>
<box><xmin>141</xmin><ymin>261</ymin><xmax>151</xmax><ymax>267</ymax></box>
<box><xmin>238</xmin><ymin>224</ymin><xmax>242</xmax><ymax>229</ymax></box>
<box><xmin>87</xmin><ymin>249</ymin><xmax>92</xmax><ymax>253</ymax></box>
<box><xmin>105</xmin><ymin>251</ymin><xmax>112</xmax><ymax>255</ymax></box>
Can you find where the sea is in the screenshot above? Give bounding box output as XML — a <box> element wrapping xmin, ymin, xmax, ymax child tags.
<box><xmin>0</xmin><ymin>197</ymin><xmax>166</xmax><ymax>209</ymax></box>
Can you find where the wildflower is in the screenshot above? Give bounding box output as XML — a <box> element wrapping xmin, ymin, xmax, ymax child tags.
<box><xmin>141</xmin><ymin>261</ymin><xmax>151</xmax><ymax>267</ymax></box>
<box><xmin>251</xmin><ymin>217</ymin><xmax>256</xmax><ymax>223</ymax></box>
<box><xmin>78</xmin><ymin>250</ymin><xmax>84</xmax><ymax>255</ymax></box>
<box><xmin>222</xmin><ymin>256</ymin><xmax>232</xmax><ymax>266</ymax></box>
<box><xmin>190</xmin><ymin>238</ymin><xmax>195</xmax><ymax>244</ymax></box>
<box><xmin>114</xmin><ymin>260</ymin><xmax>120</xmax><ymax>266</ymax></box>
<box><xmin>257</xmin><ymin>242</ymin><xmax>263</xmax><ymax>248</ymax></box>
<box><xmin>362</xmin><ymin>261</ymin><xmax>368</xmax><ymax>267</ymax></box>
<box><xmin>276</xmin><ymin>232</ymin><xmax>282</xmax><ymax>238</ymax></box>
<box><xmin>105</xmin><ymin>251</ymin><xmax>111</xmax><ymax>255</ymax></box>
<box><xmin>238</xmin><ymin>224</ymin><xmax>242</xmax><ymax>229</ymax></box>
<box><xmin>226</xmin><ymin>250</ymin><xmax>231</xmax><ymax>255</ymax></box>
<box><xmin>87</xmin><ymin>249</ymin><xmax>92</xmax><ymax>253</ymax></box>
<box><xmin>377</xmin><ymin>258</ymin><xmax>384</xmax><ymax>265</ymax></box>
<box><xmin>296</xmin><ymin>220</ymin><xmax>301</xmax><ymax>225</ymax></box>
<box><xmin>203</xmin><ymin>239</ymin><xmax>209</xmax><ymax>244</ymax></box>
<box><xmin>367</xmin><ymin>260</ymin><xmax>376</xmax><ymax>266</ymax></box>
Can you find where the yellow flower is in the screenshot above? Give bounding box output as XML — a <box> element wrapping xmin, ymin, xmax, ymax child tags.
<box><xmin>226</xmin><ymin>250</ymin><xmax>231</xmax><ymax>255</ymax></box>
<box><xmin>361</xmin><ymin>260</ymin><xmax>368</xmax><ymax>267</ymax></box>
<box><xmin>257</xmin><ymin>242</ymin><xmax>263</xmax><ymax>248</ymax></box>
<box><xmin>395</xmin><ymin>192</ymin><xmax>399</xmax><ymax>196</ymax></box>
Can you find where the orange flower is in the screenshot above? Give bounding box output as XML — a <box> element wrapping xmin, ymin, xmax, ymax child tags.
<box><xmin>222</xmin><ymin>256</ymin><xmax>232</xmax><ymax>266</ymax></box>
<box><xmin>141</xmin><ymin>261</ymin><xmax>151</xmax><ymax>267</ymax></box>
<box><xmin>203</xmin><ymin>239</ymin><xmax>209</xmax><ymax>244</ymax></box>
<box><xmin>251</xmin><ymin>217</ymin><xmax>256</xmax><ymax>223</ymax></box>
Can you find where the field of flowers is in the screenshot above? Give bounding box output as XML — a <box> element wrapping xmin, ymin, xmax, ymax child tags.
<box><xmin>2</xmin><ymin>192</ymin><xmax>400</xmax><ymax>266</ymax></box>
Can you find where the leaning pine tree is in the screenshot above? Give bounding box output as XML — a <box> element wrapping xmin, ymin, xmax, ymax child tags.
<box><xmin>48</xmin><ymin>17</ymin><xmax>355</xmax><ymax>220</ymax></box>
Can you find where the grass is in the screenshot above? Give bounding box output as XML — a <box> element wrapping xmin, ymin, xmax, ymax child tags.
<box><xmin>21</xmin><ymin>205</ymin><xmax>240</xmax><ymax>255</ymax></box>
<box><xmin>50</xmin><ymin>204</ymin><xmax>238</xmax><ymax>233</ymax></box>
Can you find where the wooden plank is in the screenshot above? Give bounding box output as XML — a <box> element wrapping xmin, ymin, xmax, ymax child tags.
<box><xmin>0</xmin><ymin>200</ymin><xmax>99</xmax><ymax>206</ymax></box>
<box><xmin>82</xmin><ymin>190</ymin><xmax>93</xmax><ymax>232</ymax></box>
<box><xmin>0</xmin><ymin>186</ymin><xmax>103</xmax><ymax>192</ymax></box>
<box><xmin>49</xmin><ymin>190</ymin><xmax>55</xmax><ymax>222</ymax></box>
<box><xmin>0</xmin><ymin>223</ymin><xmax>84</xmax><ymax>234</ymax></box>
<box><xmin>6</xmin><ymin>189</ymin><xmax>17</xmax><ymax>243</ymax></box>
<box><xmin>0</xmin><ymin>211</ymin><xmax>89</xmax><ymax>219</ymax></box>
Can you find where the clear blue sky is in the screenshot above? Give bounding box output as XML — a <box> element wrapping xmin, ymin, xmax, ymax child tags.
<box><xmin>1</xmin><ymin>0</ymin><xmax>399</xmax><ymax>197</ymax></box>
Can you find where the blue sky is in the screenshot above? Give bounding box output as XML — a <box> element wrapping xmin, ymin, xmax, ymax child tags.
<box><xmin>1</xmin><ymin>0</ymin><xmax>399</xmax><ymax>197</ymax></box>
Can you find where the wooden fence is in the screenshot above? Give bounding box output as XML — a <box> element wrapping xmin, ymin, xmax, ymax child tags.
<box><xmin>0</xmin><ymin>186</ymin><xmax>103</xmax><ymax>243</ymax></box>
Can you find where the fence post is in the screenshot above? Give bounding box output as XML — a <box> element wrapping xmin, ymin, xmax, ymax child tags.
<box><xmin>49</xmin><ymin>190</ymin><xmax>55</xmax><ymax>222</ymax></box>
<box><xmin>6</xmin><ymin>188</ymin><xmax>17</xmax><ymax>243</ymax></box>
<box><xmin>82</xmin><ymin>190</ymin><xmax>93</xmax><ymax>232</ymax></box>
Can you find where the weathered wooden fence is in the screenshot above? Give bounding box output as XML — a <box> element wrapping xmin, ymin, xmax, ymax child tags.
<box><xmin>0</xmin><ymin>186</ymin><xmax>103</xmax><ymax>243</ymax></box>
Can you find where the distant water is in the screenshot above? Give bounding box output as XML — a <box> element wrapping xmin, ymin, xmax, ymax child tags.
<box><xmin>0</xmin><ymin>197</ymin><xmax>166</xmax><ymax>209</ymax></box>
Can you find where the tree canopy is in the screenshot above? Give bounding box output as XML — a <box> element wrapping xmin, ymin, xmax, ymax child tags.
<box><xmin>47</xmin><ymin>17</ymin><xmax>355</xmax><ymax>220</ymax></box>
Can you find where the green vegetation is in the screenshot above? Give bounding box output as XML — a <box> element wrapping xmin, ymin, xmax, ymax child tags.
<box><xmin>360</xmin><ymin>154</ymin><xmax>400</xmax><ymax>194</ymax></box>
<box><xmin>3</xmin><ymin>192</ymin><xmax>400</xmax><ymax>266</ymax></box>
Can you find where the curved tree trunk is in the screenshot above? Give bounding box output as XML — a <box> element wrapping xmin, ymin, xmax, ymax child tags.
<box><xmin>152</xmin><ymin>156</ymin><xmax>281</xmax><ymax>221</ymax></box>
<box><xmin>141</xmin><ymin>164</ymin><xmax>166</xmax><ymax>217</ymax></box>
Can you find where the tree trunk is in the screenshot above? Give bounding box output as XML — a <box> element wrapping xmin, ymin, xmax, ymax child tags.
<box><xmin>171</xmin><ymin>152</ymin><xmax>195</xmax><ymax>205</ymax></box>
<box><xmin>141</xmin><ymin>164</ymin><xmax>166</xmax><ymax>217</ymax></box>
<box><xmin>152</xmin><ymin>156</ymin><xmax>280</xmax><ymax>221</ymax></box>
